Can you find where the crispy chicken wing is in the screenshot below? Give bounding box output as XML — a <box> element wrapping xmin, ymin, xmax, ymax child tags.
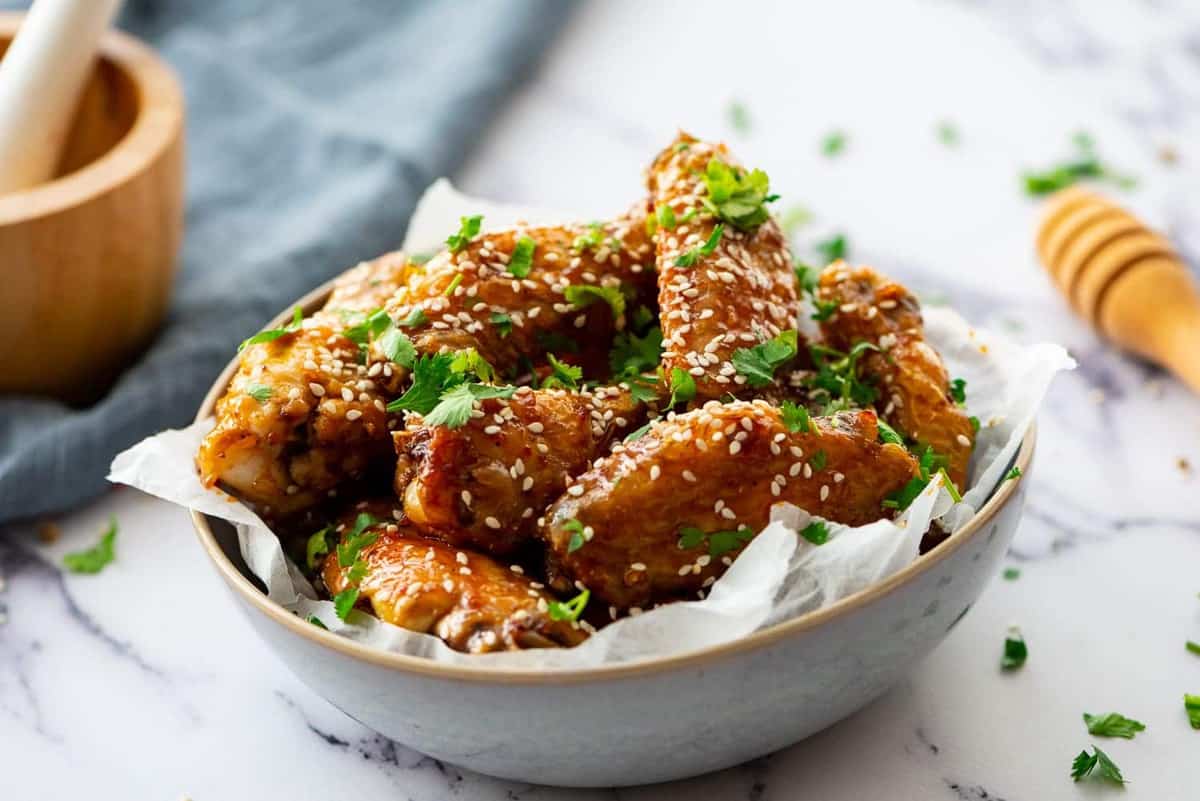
<box><xmin>816</xmin><ymin>263</ymin><xmax>975</xmax><ymax>488</ymax></box>
<box><xmin>394</xmin><ymin>386</ymin><xmax>645</xmax><ymax>556</ymax></box>
<box><xmin>648</xmin><ymin>133</ymin><xmax>800</xmax><ymax>404</ymax></box>
<box><xmin>321</xmin><ymin>513</ymin><xmax>587</xmax><ymax>653</ymax></box>
<box><xmin>318</xmin><ymin>250</ymin><xmax>417</xmax><ymax>318</ymax></box>
<box><xmin>540</xmin><ymin>400</ymin><xmax>918</xmax><ymax>610</ymax></box>
<box><xmin>376</xmin><ymin>213</ymin><xmax>656</xmax><ymax>387</ymax></box>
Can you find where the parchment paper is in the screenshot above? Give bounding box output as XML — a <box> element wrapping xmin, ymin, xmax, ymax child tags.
<box><xmin>108</xmin><ymin>180</ymin><xmax>1074</xmax><ymax>667</ymax></box>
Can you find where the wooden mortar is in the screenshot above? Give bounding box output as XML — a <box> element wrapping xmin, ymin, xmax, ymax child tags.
<box><xmin>0</xmin><ymin>12</ymin><xmax>184</xmax><ymax>402</ymax></box>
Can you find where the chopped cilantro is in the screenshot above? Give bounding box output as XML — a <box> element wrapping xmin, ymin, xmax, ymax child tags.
<box><xmin>949</xmin><ymin>377</ymin><xmax>967</xmax><ymax>405</ymax></box>
<box><xmin>810</xmin><ymin>450</ymin><xmax>827</xmax><ymax>472</ymax></box>
<box><xmin>1005</xmin><ymin>466</ymin><xmax>1023</xmax><ymax>481</ymax></box>
<box><xmin>306</xmin><ymin>614</ymin><xmax>328</xmax><ymax>630</ymax></box>
<box><xmin>877</xmin><ymin>419</ymin><xmax>905</xmax><ymax>446</ymax></box>
<box><xmin>821</xmin><ymin>130</ymin><xmax>847</xmax><ymax>157</ymax></box>
<box><xmin>610</xmin><ymin>326</ymin><xmax>662</xmax><ymax>379</ymax></box>
<box><xmin>677</xmin><ymin>526</ymin><xmax>706</xmax><ymax>550</ymax></box>
<box><xmin>1002</xmin><ymin>567</ymin><xmax>1021</xmax><ymax>581</ymax></box>
<box><xmin>815</xmin><ymin>233</ymin><xmax>848</xmax><ymax>264</ymax></box>
<box><xmin>1070</xmin><ymin>746</ymin><xmax>1125</xmax><ymax>785</ymax></box>
<box><xmin>548</xmin><ymin>588</ymin><xmax>590</xmax><ymax>622</ymax></box>
<box><xmin>336</xmin><ymin>513</ymin><xmax>381</xmax><ymax>567</ymax></box>
<box><xmin>1001</xmin><ymin>629</ymin><xmax>1027</xmax><ymax>670</ymax></box>
<box><xmin>563</xmin><ymin>519</ymin><xmax>586</xmax><ymax>553</ymax></box>
<box><xmin>305</xmin><ymin>526</ymin><xmax>333</xmax><ymax>571</ymax></box>
<box><xmin>883</xmin><ymin>446</ymin><xmax>948</xmax><ymax>511</ymax></box>
<box><xmin>378</xmin><ymin>325</ymin><xmax>416</xmax><ymax>367</ymax></box>
<box><xmin>564</xmin><ymin>283</ymin><xmax>626</xmax><ymax>323</ymax></box>
<box><xmin>804</xmin><ymin>341</ymin><xmax>879</xmax><ymax>411</ymax></box>
<box><xmin>675</xmin><ymin>224</ymin><xmax>725</xmax><ymax>267</ymax></box>
<box><xmin>239</xmin><ymin>306</ymin><xmax>303</xmax><ymax>352</ymax></box>
<box><xmin>1186</xmin><ymin>694</ymin><xmax>1200</xmax><ymax>729</ymax></box>
<box><xmin>62</xmin><ymin>516</ymin><xmax>117</xmax><ymax>574</ymax></box>
<box><xmin>343</xmin><ymin>308</ymin><xmax>391</xmax><ymax>346</ymax></box>
<box><xmin>709</xmin><ymin>526</ymin><xmax>755</xmax><ymax>557</ymax></box>
<box><xmin>537</xmin><ymin>330</ymin><xmax>580</xmax><ymax>354</ymax></box>
<box><xmin>1023</xmin><ymin>133</ymin><xmax>1136</xmax><ymax>196</ymax></box>
<box><xmin>800</xmin><ymin>520</ymin><xmax>830</xmax><ymax>545</ymax></box>
<box><xmin>969</xmin><ymin>415</ymin><xmax>981</xmax><ymax>433</ymax></box>
<box><xmin>1187</xmin><ymin>641</ymin><xmax>1200</xmax><ymax>657</ymax></box>
<box><xmin>388</xmin><ymin>353</ymin><xmax>454</xmax><ymax>414</ymax></box>
<box><xmin>623</xmin><ymin>420</ymin><xmax>653</xmax><ymax>443</ymax></box>
<box><xmin>781</xmin><ymin>400</ymin><xmax>810</xmax><ymax>433</ymax></box>
<box><xmin>490</xmin><ymin>312</ymin><xmax>512</xmax><ymax>337</ymax></box>
<box><xmin>333</xmin><ymin>587</ymin><xmax>360</xmax><ymax>621</ymax></box>
<box><xmin>246</xmin><ymin>383</ymin><xmax>272</xmax><ymax>403</ymax></box>
<box><xmin>656</xmin><ymin>204</ymin><xmax>677</xmax><ymax>230</ymax></box>
<box><xmin>397</xmin><ymin>307</ymin><xmax>428</xmax><ymax>327</ymax></box>
<box><xmin>794</xmin><ymin>262</ymin><xmax>818</xmax><ymax>294</ymax></box>
<box><xmin>443</xmin><ymin>272</ymin><xmax>464</xmax><ymax>297</ymax></box>
<box><xmin>630</xmin><ymin>305</ymin><xmax>655</xmax><ymax>332</ymax></box>
<box><xmin>700</xmin><ymin>158</ymin><xmax>777</xmax><ymax>230</ymax></box>
<box><xmin>727</xmin><ymin>100</ymin><xmax>750</xmax><ymax>134</ymax></box>
<box><xmin>445</xmin><ymin>214</ymin><xmax>483</xmax><ymax>253</ymax></box>
<box><xmin>542</xmin><ymin>353</ymin><xmax>583</xmax><ymax>391</ymax></box>
<box><xmin>668</xmin><ymin>367</ymin><xmax>696</xmax><ymax>407</ymax></box>
<box><xmin>424</xmin><ymin>382</ymin><xmax>517</xmax><ymax>428</ymax></box>
<box><xmin>450</xmin><ymin>348</ymin><xmax>498</xmax><ymax>383</ymax></box>
<box><xmin>627</xmin><ymin>377</ymin><xmax>659</xmax><ymax>404</ymax></box>
<box><xmin>1083</xmin><ymin>712</ymin><xmax>1146</xmax><ymax>739</ymax></box>
<box><xmin>572</xmin><ymin>222</ymin><xmax>607</xmax><ymax>253</ymax></box>
<box><xmin>937</xmin><ymin>468</ymin><xmax>963</xmax><ymax>503</ymax></box>
<box><xmin>643</xmin><ymin>213</ymin><xmax>657</xmax><ymax>238</ymax></box>
<box><xmin>508</xmin><ymin>235</ymin><xmax>536</xmax><ymax>277</ymax></box>
<box><xmin>731</xmin><ymin>329</ymin><xmax>799</xmax><ymax>387</ymax></box>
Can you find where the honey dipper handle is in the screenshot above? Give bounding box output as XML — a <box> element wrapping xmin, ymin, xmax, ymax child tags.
<box><xmin>0</xmin><ymin>0</ymin><xmax>123</xmax><ymax>194</ymax></box>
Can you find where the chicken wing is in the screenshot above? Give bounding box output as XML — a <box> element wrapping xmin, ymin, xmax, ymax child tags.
<box><xmin>321</xmin><ymin>512</ymin><xmax>587</xmax><ymax>653</ymax></box>
<box><xmin>318</xmin><ymin>249</ymin><xmax>417</xmax><ymax>318</ymax></box>
<box><xmin>394</xmin><ymin>385</ymin><xmax>645</xmax><ymax>556</ymax></box>
<box><xmin>648</xmin><ymin>132</ymin><xmax>800</xmax><ymax>404</ymax></box>
<box><xmin>540</xmin><ymin>400</ymin><xmax>918</xmax><ymax>610</ymax></box>
<box><xmin>816</xmin><ymin>263</ymin><xmax>975</xmax><ymax>489</ymax></box>
<box><xmin>376</xmin><ymin>212</ymin><xmax>656</xmax><ymax>386</ymax></box>
<box><xmin>197</xmin><ymin>321</ymin><xmax>393</xmax><ymax>517</ymax></box>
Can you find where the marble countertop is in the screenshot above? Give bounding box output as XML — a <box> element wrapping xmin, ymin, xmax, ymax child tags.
<box><xmin>4</xmin><ymin>1</ymin><xmax>1199</xmax><ymax>798</ymax></box>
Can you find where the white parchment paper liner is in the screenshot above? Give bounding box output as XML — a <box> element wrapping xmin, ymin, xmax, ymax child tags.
<box><xmin>109</xmin><ymin>180</ymin><xmax>1074</xmax><ymax>667</ymax></box>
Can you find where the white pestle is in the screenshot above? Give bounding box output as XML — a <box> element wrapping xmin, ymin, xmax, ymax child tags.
<box><xmin>0</xmin><ymin>0</ymin><xmax>123</xmax><ymax>195</ymax></box>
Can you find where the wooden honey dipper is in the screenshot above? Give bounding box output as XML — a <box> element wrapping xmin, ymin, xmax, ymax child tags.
<box><xmin>1036</xmin><ymin>186</ymin><xmax>1200</xmax><ymax>393</ymax></box>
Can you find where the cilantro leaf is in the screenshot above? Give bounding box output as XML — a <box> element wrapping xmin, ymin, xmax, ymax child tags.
<box><xmin>949</xmin><ymin>377</ymin><xmax>967</xmax><ymax>405</ymax></box>
<box><xmin>675</xmin><ymin>223</ymin><xmax>725</xmax><ymax>267</ymax></box>
<box><xmin>803</xmin><ymin>340</ymin><xmax>878</xmax><ymax>412</ymax></box>
<box><xmin>564</xmin><ymin>283</ymin><xmax>626</xmax><ymax>323</ymax></box>
<box><xmin>1070</xmin><ymin>746</ymin><xmax>1125</xmax><ymax>785</ymax></box>
<box><xmin>821</xmin><ymin>130</ymin><xmax>847</xmax><ymax>157</ymax></box>
<box><xmin>306</xmin><ymin>614</ymin><xmax>328</xmax><ymax>629</ymax></box>
<box><xmin>239</xmin><ymin>306</ymin><xmax>304</xmax><ymax>351</ymax></box>
<box><xmin>246</xmin><ymin>383</ymin><xmax>272</xmax><ymax>403</ymax></box>
<box><xmin>781</xmin><ymin>400</ymin><xmax>810</xmax><ymax>433</ymax></box>
<box><xmin>450</xmin><ymin>347</ymin><xmax>498</xmax><ymax>384</ymax></box>
<box><xmin>815</xmin><ymin>233</ymin><xmax>848</xmax><ymax>264</ymax></box>
<box><xmin>1083</xmin><ymin>712</ymin><xmax>1146</xmax><ymax>739</ymax></box>
<box><xmin>668</xmin><ymin>367</ymin><xmax>696</xmax><ymax>407</ymax></box>
<box><xmin>490</xmin><ymin>312</ymin><xmax>512</xmax><ymax>338</ymax></box>
<box><xmin>446</xmin><ymin>214</ymin><xmax>483</xmax><ymax>253</ymax></box>
<box><xmin>677</xmin><ymin>526</ymin><xmax>706</xmax><ymax>550</ymax></box>
<box><xmin>387</xmin><ymin>352</ymin><xmax>455</xmax><ymax>415</ymax></box>
<box><xmin>397</xmin><ymin>308</ymin><xmax>427</xmax><ymax>327</ymax></box>
<box><xmin>1005</xmin><ymin>466</ymin><xmax>1023</xmax><ymax>481</ymax></box>
<box><xmin>800</xmin><ymin>520</ymin><xmax>829</xmax><ymax>545</ymax></box>
<box><xmin>542</xmin><ymin>353</ymin><xmax>583</xmax><ymax>391</ymax></box>
<box><xmin>1001</xmin><ymin>630</ymin><xmax>1027</xmax><ymax>670</ymax></box>
<box><xmin>656</xmin><ymin>204</ymin><xmax>677</xmax><ymax>230</ymax></box>
<box><xmin>333</xmin><ymin>587</ymin><xmax>360</xmax><ymax>621</ymax></box>
<box><xmin>731</xmin><ymin>329</ymin><xmax>799</xmax><ymax>387</ymax></box>
<box><xmin>969</xmin><ymin>415</ymin><xmax>981</xmax><ymax>433</ymax></box>
<box><xmin>810</xmin><ymin>449</ymin><xmax>827</xmax><ymax>472</ymax></box>
<box><xmin>62</xmin><ymin>516</ymin><xmax>118</xmax><ymax>574</ymax></box>
<box><xmin>877</xmin><ymin>419</ymin><xmax>905</xmax><ymax>446</ymax></box>
<box><xmin>336</xmin><ymin>513</ymin><xmax>382</xmax><ymax>567</ymax></box>
<box><xmin>343</xmin><ymin>308</ymin><xmax>392</xmax><ymax>347</ymax></box>
<box><xmin>701</xmin><ymin>158</ymin><xmax>776</xmax><ymax>230</ymax></box>
<box><xmin>1186</xmin><ymin>694</ymin><xmax>1200</xmax><ymax>729</ymax></box>
<box><xmin>508</xmin><ymin>235</ymin><xmax>536</xmax><ymax>278</ymax></box>
<box><xmin>1187</xmin><ymin>641</ymin><xmax>1200</xmax><ymax>656</ymax></box>
<box><xmin>378</xmin><ymin>325</ymin><xmax>416</xmax><ymax>367</ymax></box>
<box><xmin>1023</xmin><ymin>133</ymin><xmax>1136</xmax><ymax>196</ymax></box>
<box><xmin>305</xmin><ymin>526</ymin><xmax>333</xmax><ymax>572</ymax></box>
<box><xmin>547</xmin><ymin>588</ymin><xmax>590</xmax><ymax>622</ymax></box>
<box><xmin>1003</xmin><ymin>567</ymin><xmax>1021</xmax><ymax>581</ymax></box>
<box><xmin>572</xmin><ymin>222</ymin><xmax>607</xmax><ymax>253</ymax></box>
<box><xmin>708</xmin><ymin>526</ymin><xmax>755</xmax><ymax>557</ymax></box>
<box><xmin>627</xmin><ymin>378</ymin><xmax>660</xmax><ymax>404</ymax></box>
<box><xmin>610</xmin><ymin>326</ymin><xmax>662</xmax><ymax>379</ymax></box>
<box><xmin>623</xmin><ymin>420</ymin><xmax>653</xmax><ymax>443</ymax></box>
<box><xmin>564</xmin><ymin>519</ymin><xmax>586</xmax><ymax>553</ymax></box>
<box><xmin>424</xmin><ymin>382</ymin><xmax>517</xmax><ymax>428</ymax></box>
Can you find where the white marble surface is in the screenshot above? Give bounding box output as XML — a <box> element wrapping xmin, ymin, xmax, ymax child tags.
<box><xmin>3</xmin><ymin>0</ymin><xmax>1200</xmax><ymax>797</ymax></box>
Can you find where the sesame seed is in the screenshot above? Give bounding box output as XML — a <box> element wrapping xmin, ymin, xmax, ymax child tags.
<box><xmin>528</xmin><ymin>422</ymin><xmax>545</xmax><ymax>433</ymax></box>
<box><xmin>484</xmin><ymin>425</ymin><xmax>501</xmax><ymax>435</ymax></box>
<box><xmin>956</xmin><ymin>434</ymin><xmax>971</xmax><ymax>447</ymax></box>
<box><xmin>682</xmin><ymin>470</ymin><xmax>698</xmax><ymax>482</ymax></box>
<box><xmin>461</xmin><ymin>490</ymin><xmax>472</xmax><ymax>506</ymax></box>
<box><xmin>522</xmin><ymin>477</ymin><xmax>534</xmax><ymax>491</ymax></box>
<box><xmin>510</xmin><ymin>564</ymin><xmax>524</xmax><ymax>574</ymax></box>
<box><xmin>729</xmin><ymin>441</ymin><xmax>742</xmax><ymax>455</ymax></box>
<box><xmin>650</xmin><ymin>465</ymin><xmax>661</xmax><ymax>480</ymax></box>
<box><xmin>309</xmin><ymin>383</ymin><xmax>325</xmax><ymax>397</ymax></box>
<box><xmin>820</xmin><ymin>485</ymin><xmax>830</xmax><ymax>501</ymax></box>
<box><xmin>631</xmin><ymin>562</ymin><xmax>647</xmax><ymax>571</ymax></box>
<box><xmin>567</xmin><ymin>485</ymin><xmax>584</xmax><ymax>496</ymax></box>
<box><xmin>345</xmin><ymin>409</ymin><xmax>362</xmax><ymax>421</ymax></box>
<box><xmin>485</xmin><ymin>516</ymin><xmax>501</xmax><ymax>529</ymax></box>
<box><xmin>455</xmin><ymin>551</ymin><xmax>468</xmax><ymax>565</ymax></box>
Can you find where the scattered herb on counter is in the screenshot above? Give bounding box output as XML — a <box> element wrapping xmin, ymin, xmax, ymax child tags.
<box><xmin>936</xmin><ymin>121</ymin><xmax>959</xmax><ymax>147</ymax></box>
<box><xmin>1083</xmin><ymin>712</ymin><xmax>1146</xmax><ymax>739</ymax></box>
<box><xmin>1001</xmin><ymin>628</ymin><xmax>1027</xmax><ymax>670</ymax></box>
<box><xmin>668</xmin><ymin>367</ymin><xmax>696</xmax><ymax>407</ymax></box>
<box><xmin>62</xmin><ymin>516</ymin><xmax>118</xmax><ymax>574</ymax></box>
<box><xmin>1002</xmin><ymin>567</ymin><xmax>1021</xmax><ymax>581</ymax></box>
<box><xmin>565</xmin><ymin>283</ymin><xmax>626</xmax><ymax>323</ymax></box>
<box><xmin>675</xmin><ymin>223</ymin><xmax>725</xmax><ymax>267</ymax></box>
<box><xmin>700</xmin><ymin>158</ymin><xmax>778</xmax><ymax>230</ymax></box>
<box><xmin>246</xmin><ymin>383</ymin><xmax>272</xmax><ymax>403</ymax></box>
<box><xmin>445</xmin><ymin>214</ymin><xmax>483</xmax><ymax>253</ymax></box>
<box><xmin>801</xmin><ymin>520</ymin><xmax>830</xmax><ymax>546</ymax></box>
<box><xmin>1186</xmin><ymin>694</ymin><xmax>1200</xmax><ymax>729</ymax></box>
<box><xmin>781</xmin><ymin>400</ymin><xmax>811</xmax><ymax>434</ymax></box>
<box><xmin>821</xmin><ymin>130</ymin><xmax>847</xmax><ymax>157</ymax></box>
<box><xmin>508</xmin><ymin>235</ymin><xmax>536</xmax><ymax>278</ymax></box>
<box><xmin>548</xmin><ymin>588</ymin><xmax>590</xmax><ymax>623</ymax></box>
<box><xmin>1005</xmin><ymin>466</ymin><xmax>1023</xmax><ymax>481</ymax></box>
<box><xmin>731</xmin><ymin>329</ymin><xmax>799</xmax><ymax>387</ymax></box>
<box><xmin>541</xmin><ymin>353</ymin><xmax>583</xmax><ymax>391</ymax></box>
<box><xmin>443</xmin><ymin>272</ymin><xmax>464</xmax><ymax>297</ymax></box>
<box><xmin>239</xmin><ymin>306</ymin><xmax>304</xmax><ymax>352</ymax></box>
<box><xmin>815</xmin><ymin>233</ymin><xmax>848</xmax><ymax>264</ymax></box>
<box><xmin>1022</xmin><ymin>132</ymin><xmax>1137</xmax><ymax>196</ymax></box>
<box><xmin>1070</xmin><ymin>746</ymin><xmax>1126</xmax><ymax>785</ymax></box>
<box><xmin>727</xmin><ymin>100</ymin><xmax>751</xmax><ymax>135</ymax></box>
<box><xmin>490</xmin><ymin>312</ymin><xmax>512</xmax><ymax>338</ymax></box>
<box><xmin>564</xmin><ymin>519</ymin><xmax>587</xmax><ymax>553</ymax></box>
<box><xmin>1187</xmin><ymin>641</ymin><xmax>1200</xmax><ymax>657</ymax></box>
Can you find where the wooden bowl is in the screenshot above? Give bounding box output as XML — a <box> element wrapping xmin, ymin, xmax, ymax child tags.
<box><xmin>0</xmin><ymin>12</ymin><xmax>184</xmax><ymax>402</ymax></box>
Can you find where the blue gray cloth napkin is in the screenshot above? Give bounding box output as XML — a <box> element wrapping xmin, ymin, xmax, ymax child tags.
<box><xmin>0</xmin><ymin>0</ymin><xmax>576</xmax><ymax>524</ymax></box>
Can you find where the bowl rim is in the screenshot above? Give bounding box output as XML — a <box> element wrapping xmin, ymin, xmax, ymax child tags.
<box><xmin>0</xmin><ymin>12</ymin><xmax>184</xmax><ymax>225</ymax></box>
<box><xmin>191</xmin><ymin>280</ymin><xmax>1036</xmax><ymax>685</ymax></box>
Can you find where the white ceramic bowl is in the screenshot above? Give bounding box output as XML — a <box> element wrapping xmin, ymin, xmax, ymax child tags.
<box><xmin>191</xmin><ymin>283</ymin><xmax>1035</xmax><ymax>787</ymax></box>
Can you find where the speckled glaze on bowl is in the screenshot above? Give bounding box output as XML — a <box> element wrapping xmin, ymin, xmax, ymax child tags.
<box><xmin>191</xmin><ymin>284</ymin><xmax>1035</xmax><ymax>788</ymax></box>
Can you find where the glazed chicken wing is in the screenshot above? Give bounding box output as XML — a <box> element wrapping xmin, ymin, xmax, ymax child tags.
<box><xmin>540</xmin><ymin>400</ymin><xmax>918</xmax><ymax>610</ymax></box>
<box><xmin>321</xmin><ymin>514</ymin><xmax>587</xmax><ymax>653</ymax></box>
<box><xmin>816</xmin><ymin>263</ymin><xmax>975</xmax><ymax>489</ymax></box>
<box><xmin>376</xmin><ymin>213</ymin><xmax>656</xmax><ymax>387</ymax></box>
<box><xmin>394</xmin><ymin>386</ymin><xmax>645</xmax><ymax>556</ymax></box>
<box><xmin>648</xmin><ymin>133</ymin><xmax>800</xmax><ymax>404</ymax></box>
<box><xmin>318</xmin><ymin>249</ymin><xmax>417</xmax><ymax>318</ymax></box>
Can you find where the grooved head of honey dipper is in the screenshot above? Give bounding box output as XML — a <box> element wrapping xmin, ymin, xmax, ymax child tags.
<box><xmin>1035</xmin><ymin>186</ymin><xmax>1111</xmax><ymax>266</ymax></box>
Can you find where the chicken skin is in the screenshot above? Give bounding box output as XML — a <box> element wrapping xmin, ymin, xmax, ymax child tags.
<box><xmin>376</xmin><ymin>213</ymin><xmax>656</xmax><ymax>387</ymax></box>
<box><xmin>318</xmin><ymin>249</ymin><xmax>417</xmax><ymax>319</ymax></box>
<box><xmin>816</xmin><ymin>263</ymin><xmax>975</xmax><ymax>489</ymax></box>
<box><xmin>647</xmin><ymin>133</ymin><xmax>800</xmax><ymax>404</ymax></box>
<box><xmin>197</xmin><ymin>321</ymin><xmax>393</xmax><ymax>517</ymax></box>
<box><xmin>394</xmin><ymin>386</ymin><xmax>645</xmax><ymax>556</ymax></box>
<box><xmin>540</xmin><ymin>400</ymin><xmax>919</xmax><ymax>610</ymax></box>
<box><xmin>321</xmin><ymin>512</ymin><xmax>587</xmax><ymax>653</ymax></box>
